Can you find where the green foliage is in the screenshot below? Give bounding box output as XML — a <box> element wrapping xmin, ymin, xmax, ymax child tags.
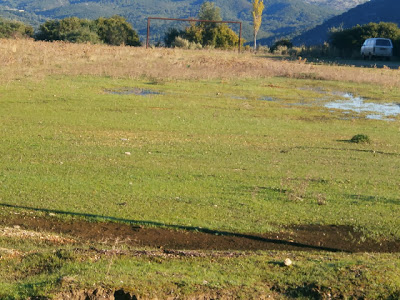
<box><xmin>214</xmin><ymin>24</ymin><xmax>241</xmax><ymax>49</ymax></box>
<box><xmin>35</xmin><ymin>17</ymin><xmax>100</xmax><ymax>44</ymax></box>
<box><xmin>95</xmin><ymin>15</ymin><xmax>140</xmax><ymax>46</ymax></box>
<box><xmin>350</xmin><ymin>134</ymin><xmax>370</xmax><ymax>144</ymax></box>
<box><xmin>65</xmin><ymin>27</ymin><xmax>101</xmax><ymax>44</ymax></box>
<box><xmin>164</xmin><ymin>27</ymin><xmax>181</xmax><ymax>47</ymax></box>
<box><xmin>2</xmin><ymin>243</ymin><xmax>400</xmax><ymax>299</ymax></box>
<box><xmin>171</xmin><ymin>36</ymin><xmax>202</xmax><ymax>50</ymax></box>
<box><xmin>198</xmin><ymin>1</ymin><xmax>222</xmax><ymax>22</ymax></box>
<box><xmin>182</xmin><ymin>23</ymin><xmax>203</xmax><ymax>45</ymax></box>
<box><xmin>35</xmin><ymin>15</ymin><xmax>140</xmax><ymax>46</ymax></box>
<box><xmin>164</xmin><ymin>2</ymin><xmax>242</xmax><ymax>49</ymax></box>
<box><xmin>270</xmin><ymin>38</ymin><xmax>293</xmax><ymax>52</ymax></box>
<box><xmin>35</xmin><ymin>20</ymin><xmax>58</xmax><ymax>41</ymax></box>
<box><xmin>0</xmin><ymin>17</ymin><xmax>33</xmax><ymax>38</ymax></box>
<box><xmin>330</xmin><ymin>22</ymin><xmax>400</xmax><ymax>57</ymax></box>
<box><xmin>0</xmin><ymin>0</ymin><xmax>342</xmax><ymax>46</ymax></box>
<box><xmin>252</xmin><ymin>0</ymin><xmax>265</xmax><ymax>49</ymax></box>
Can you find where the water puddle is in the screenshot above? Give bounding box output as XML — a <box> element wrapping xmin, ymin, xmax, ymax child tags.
<box><xmin>229</xmin><ymin>95</ymin><xmax>277</xmax><ymax>102</ymax></box>
<box><xmin>325</xmin><ymin>93</ymin><xmax>400</xmax><ymax>121</ymax></box>
<box><xmin>230</xmin><ymin>95</ymin><xmax>248</xmax><ymax>100</ymax></box>
<box><xmin>259</xmin><ymin>96</ymin><xmax>276</xmax><ymax>102</ymax></box>
<box><xmin>105</xmin><ymin>88</ymin><xmax>162</xmax><ymax>96</ymax></box>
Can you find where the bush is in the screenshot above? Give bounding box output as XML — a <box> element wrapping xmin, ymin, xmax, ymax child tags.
<box><xmin>270</xmin><ymin>39</ymin><xmax>293</xmax><ymax>53</ymax></box>
<box><xmin>64</xmin><ymin>28</ymin><xmax>101</xmax><ymax>44</ymax></box>
<box><xmin>350</xmin><ymin>134</ymin><xmax>370</xmax><ymax>144</ymax></box>
<box><xmin>172</xmin><ymin>36</ymin><xmax>190</xmax><ymax>48</ymax></box>
<box><xmin>214</xmin><ymin>24</ymin><xmax>241</xmax><ymax>49</ymax></box>
<box><xmin>95</xmin><ymin>15</ymin><xmax>140</xmax><ymax>46</ymax></box>
<box><xmin>0</xmin><ymin>17</ymin><xmax>33</xmax><ymax>39</ymax></box>
<box><xmin>164</xmin><ymin>28</ymin><xmax>181</xmax><ymax>47</ymax></box>
<box><xmin>35</xmin><ymin>16</ymin><xmax>140</xmax><ymax>46</ymax></box>
<box><xmin>257</xmin><ymin>46</ymin><xmax>270</xmax><ymax>53</ymax></box>
<box><xmin>172</xmin><ymin>36</ymin><xmax>202</xmax><ymax>50</ymax></box>
<box><xmin>273</xmin><ymin>45</ymin><xmax>288</xmax><ymax>55</ymax></box>
<box><xmin>288</xmin><ymin>47</ymin><xmax>301</xmax><ymax>57</ymax></box>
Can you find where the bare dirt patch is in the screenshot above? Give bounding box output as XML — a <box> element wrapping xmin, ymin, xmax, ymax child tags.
<box><xmin>1</xmin><ymin>215</ymin><xmax>399</xmax><ymax>253</ymax></box>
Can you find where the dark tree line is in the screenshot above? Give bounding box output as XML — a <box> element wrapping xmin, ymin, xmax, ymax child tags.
<box><xmin>0</xmin><ymin>15</ymin><xmax>141</xmax><ymax>46</ymax></box>
<box><xmin>36</xmin><ymin>15</ymin><xmax>140</xmax><ymax>46</ymax></box>
<box><xmin>330</xmin><ymin>22</ymin><xmax>400</xmax><ymax>57</ymax></box>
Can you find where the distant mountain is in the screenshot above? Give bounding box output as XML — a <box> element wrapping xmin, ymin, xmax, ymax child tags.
<box><xmin>302</xmin><ymin>0</ymin><xmax>368</xmax><ymax>11</ymax></box>
<box><xmin>0</xmin><ymin>0</ymin><xmax>345</xmax><ymax>44</ymax></box>
<box><xmin>293</xmin><ymin>0</ymin><xmax>400</xmax><ymax>45</ymax></box>
<box><xmin>0</xmin><ymin>5</ymin><xmax>46</xmax><ymax>27</ymax></box>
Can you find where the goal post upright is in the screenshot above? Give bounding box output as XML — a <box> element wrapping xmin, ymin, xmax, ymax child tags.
<box><xmin>146</xmin><ymin>17</ymin><xmax>242</xmax><ymax>53</ymax></box>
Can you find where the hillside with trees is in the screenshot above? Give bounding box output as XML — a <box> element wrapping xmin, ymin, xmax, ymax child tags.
<box><xmin>294</xmin><ymin>0</ymin><xmax>400</xmax><ymax>45</ymax></box>
<box><xmin>0</xmin><ymin>0</ymin><xmax>343</xmax><ymax>45</ymax></box>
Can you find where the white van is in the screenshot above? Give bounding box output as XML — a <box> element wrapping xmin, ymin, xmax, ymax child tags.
<box><xmin>361</xmin><ymin>38</ymin><xmax>393</xmax><ymax>60</ymax></box>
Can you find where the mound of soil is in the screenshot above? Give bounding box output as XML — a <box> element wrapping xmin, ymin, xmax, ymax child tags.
<box><xmin>2</xmin><ymin>214</ymin><xmax>400</xmax><ymax>253</ymax></box>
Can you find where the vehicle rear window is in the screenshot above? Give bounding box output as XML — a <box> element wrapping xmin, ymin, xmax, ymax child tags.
<box><xmin>376</xmin><ymin>39</ymin><xmax>391</xmax><ymax>46</ymax></box>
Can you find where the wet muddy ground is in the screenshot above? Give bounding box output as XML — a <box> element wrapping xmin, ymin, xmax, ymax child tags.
<box><xmin>2</xmin><ymin>215</ymin><xmax>400</xmax><ymax>253</ymax></box>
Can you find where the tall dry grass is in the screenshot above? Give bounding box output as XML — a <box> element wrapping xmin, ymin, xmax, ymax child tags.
<box><xmin>0</xmin><ymin>38</ymin><xmax>399</xmax><ymax>87</ymax></box>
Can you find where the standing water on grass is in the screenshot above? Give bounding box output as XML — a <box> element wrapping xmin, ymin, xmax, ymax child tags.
<box><xmin>325</xmin><ymin>93</ymin><xmax>400</xmax><ymax>120</ymax></box>
<box><xmin>105</xmin><ymin>88</ymin><xmax>162</xmax><ymax>96</ymax></box>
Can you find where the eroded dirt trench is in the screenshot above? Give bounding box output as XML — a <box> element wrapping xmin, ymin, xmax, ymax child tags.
<box><xmin>2</xmin><ymin>214</ymin><xmax>400</xmax><ymax>253</ymax></box>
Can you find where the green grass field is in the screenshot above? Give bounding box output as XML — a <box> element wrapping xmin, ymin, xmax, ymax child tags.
<box><xmin>1</xmin><ymin>42</ymin><xmax>400</xmax><ymax>298</ymax></box>
<box><xmin>1</xmin><ymin>75</ymin><xmax>399</xmax><ymax>237</ymax></box>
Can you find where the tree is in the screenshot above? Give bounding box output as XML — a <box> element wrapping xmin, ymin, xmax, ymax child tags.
<box><xmin>270</xmin><ymin>38</ymin><xmax>293</xmax><ymax>52</ymax></box>
<box><xmin>252</xmin><ymin>0</ymin><xmax>265</xmax><ymax>50</ymax></box>
<box><xmin>198</xmin><ymin>2</ymin><xmax>222</xmax><ymax>23</ymax></box>
<box><xmin>164</xmin><ymin>28</ymin><xmax>181</xmax><ymax>47</ymax></box>
<box><xmin>197</xmin><ymin>2</ymin><xmax>222</xmax><ymax>46</ymax></box>
<box><xmin>36</xmin><ymin>17</ymin><xmax>100</xmax><ymax>43</ymax></box>
<box><xmin>215</xmin><ymin>24</ymin><xmax>240</xmax><ymax>49</ymax></box>
<box><xmin>0</xmin><ymin>18</ymin><xmax>33</xmax><ymax>39</ymax></box>
<box><xmin>330</xmin><ymin>22</ymin><xmax>400</xmax><ymax>57</ymax></box>
<box><xmin>184</xmin><ymin>23</ymin><xmax>203</xmax><ymax>45</ymax></box>
<box><xmin>35</xmin><ymin>20</ymin><xmax>60</xmax><ymax>41</ymax></box>
<box><xmin>36</xmin><ymin>16</ymin><xmax>141</xmax><ymax>46</ymax></box>
<box><xmin>95</xmin><ymin>15</ymin><xmax>140</xmax><ymax>46</ymax></box>
<box><xmin>65</xmin><ymin>27</ymin><xmax>101</xmax><ymax>44</ymax></box>
<box><xmin>163</xmin><ymin>2</ymin><xmax>242</xmax><ymax>50</ymax></box>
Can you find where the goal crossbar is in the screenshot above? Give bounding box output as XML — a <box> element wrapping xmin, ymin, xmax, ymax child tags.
<box><xmin>146</xmin><ymin>17</ymin><xmax>242</xmax><ymax>53</ymax></box>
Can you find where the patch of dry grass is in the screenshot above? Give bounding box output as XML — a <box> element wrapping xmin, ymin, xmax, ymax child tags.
<box><xmin>0</xmin><ymin>226</ymin><xmax>75</xmax><ymax>244</ymax></box>
<box><xmin>1</xmin><ymin>39</ymin><xmax>399</xmax><ymax>87</ymax></box>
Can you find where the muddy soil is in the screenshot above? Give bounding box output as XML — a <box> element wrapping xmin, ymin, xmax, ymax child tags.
<box><xmin>2</xmin><ymin>214</ymin><xmax>400</xmax><ymax>253</ymax></box>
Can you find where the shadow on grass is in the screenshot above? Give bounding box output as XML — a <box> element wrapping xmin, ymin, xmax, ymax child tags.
<box><xmin>0</xmin><ymin>203</ymin><xmax>346</xmax><ymax>253</ymax></box>
<box><xmin>280</xmin><ymin>282</ymin><xmax>327</xmax><ymax>300</ymax></box>
<box><xmin>292</xmin><ymin>145</ymin><xmax>400</xmax><ymax>156</ymax></box>
<box><xmin>348</xmin><ymin>194</ymin><xmax>400</xmax><ymax>206</ymax></box>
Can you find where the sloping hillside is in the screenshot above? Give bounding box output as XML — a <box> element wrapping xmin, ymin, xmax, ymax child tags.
<box><xmin>293</xmin><ymin>0</ymin><xmax>400</xmax><ymax>45</ymax></box>
<box><xmin>302</xmin><ymin>0</ymin><xmax>368</xmax><ymax>10</ymax></box>
<box><xmin>0</xmin><ymin>0</ymin><xmax>340</xmax><ymax>43</ymax></box>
